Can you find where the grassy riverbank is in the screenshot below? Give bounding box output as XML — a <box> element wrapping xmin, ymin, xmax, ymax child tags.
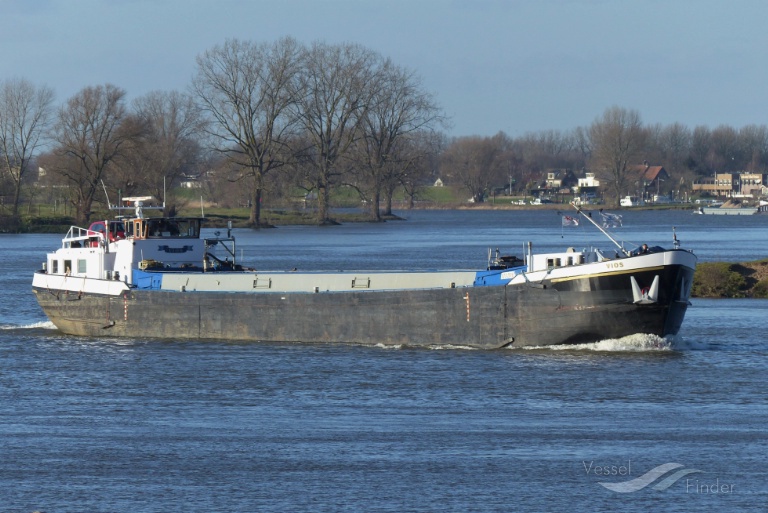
<box><xmin>691</xmin><ymin>259</ymin><xmax>768</xmax><ymax>298</ymax></box>
<box><xmin>0</xmin><ymin>208</ymin><xmax>402</xmax><ymax>233</ymax></box>
<box><xmin>3</xmin><ymin>183</ymin><xmax>700</xmax><ymax>233</ymax></box>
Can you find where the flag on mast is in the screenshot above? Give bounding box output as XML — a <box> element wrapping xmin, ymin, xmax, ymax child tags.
<box><xmin>562</xmin><ymin>215</ymin><xmax>580</xmax><ymax>227</ymax></box>
<box><xmin>600</xmin><ymin>210</ymin><xmax>622</xmax><ymax>228</ymax></box>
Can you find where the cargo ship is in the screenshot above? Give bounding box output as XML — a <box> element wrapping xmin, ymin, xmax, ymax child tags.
<box><xmin>32</xmin><ymin>200</ymin><xmax>697</xmax><ymax>348</ymax></box>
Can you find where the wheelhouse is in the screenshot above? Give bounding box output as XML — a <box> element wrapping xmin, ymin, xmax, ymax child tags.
<box><xmin>126</xmin><ymin>217</ymin><xmax>202</xmax><ymax>239</ymax></box>
<box><xmin>87</xmin><ymin>220</ymin><xmax>126</xmax><ymax>242</ymax></box>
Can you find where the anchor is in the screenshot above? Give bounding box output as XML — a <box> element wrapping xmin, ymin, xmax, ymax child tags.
<box><xmin>631</xmin><ymin>275</ymin><xmax>659</xmax><ymax>304</ymax></box>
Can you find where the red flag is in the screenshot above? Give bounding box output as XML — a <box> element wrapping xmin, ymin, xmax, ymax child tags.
<box><xmin>562</xmin><ymin>215</ymin><xmax>579</xmax><ymax>227</ymax></box>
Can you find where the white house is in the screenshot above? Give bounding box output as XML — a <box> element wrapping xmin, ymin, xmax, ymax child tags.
<box><xmin>578</xmin><ymin>172</ymin><xmax>600</xmax><ymax>188</ymax></box>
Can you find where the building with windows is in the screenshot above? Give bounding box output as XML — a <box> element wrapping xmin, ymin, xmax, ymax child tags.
<box><xmin>545</xmin><ymin>170</ymin><xmax>577</xmax><ymax>190</ymax></box>
<box><xmin>692</xmin><ymin>172</ymin><xmax>767</xmax><ymax>198</ymax></box>
<box><xmin>631</xmin><ymin>164</ymin><xmax>669</xmax><ymax>199</ymax></box>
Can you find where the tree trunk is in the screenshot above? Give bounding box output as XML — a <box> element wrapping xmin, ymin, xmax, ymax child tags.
<box><xmin>248</xmin><ymin>171</ymin><xmax>263</xmax><ymax>227</ymax></box>
<box><xmin>318</xmin><ymin>187</ymin><xmax>329</xmax><ymax>224</ymax></box>
<box><xmin>11</xmin><ymin>179</ymin><xmax>22</xmax><ymax>217</ymax></box>
<box><xmin>369</xmin><ymin>189</ymin><xmax>381</xmax><ymax>221</ymax></box>
<box><xmin>249</xmin><ymin>187</ymin><xmax>262</xmax><ymax>226</ymax></box>
<box><xmin>383</xmin><ymin>186</ymin><xmax>395</xmax><ymax>215</ymax></box>
<box><xmin>316</xmin><ymin>169</ymin><xmax>330</xmax><ymax>224</ymax></box>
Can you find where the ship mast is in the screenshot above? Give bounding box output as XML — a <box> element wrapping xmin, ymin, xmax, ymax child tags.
<box><xmin>571</xmin><ymin>202</ymin><xmax>630</xmax><ymax>256</ymax></box>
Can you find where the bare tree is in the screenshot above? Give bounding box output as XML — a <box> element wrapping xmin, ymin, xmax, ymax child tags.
<box><xmin>0</xmin><ymin>78</ymin><xmax>54</xmax><ymax>216</ymax></box>
<box><xmin>294</xmin><ymin>41</ymin><xmax>380</xmax><ymax>224</ymax></box>
<box><xmin>689</xmin><ymin>125</ymin><xmax>712</xmax><ymax>176</ymax></box>
<box><xmin>658</xmin><ymin>123</ymin><xmax>692</xmax><ymax>171</ymax></box>
<box><xmin>388</xmin><ymin>130</ymin><xmax>442</xmax><ymax>211</ymax></box>
<box><xmin>589</xmin><ymin>106</ymin><xmax>646</xmax><ymax>205</ymax></box>
<box><xmin>709</xmin><ymin>124</ymin><xmax>741</xmax><ymax>172</ymax></box>
<box><xmin>648</xmin><ymin>122</ymin><xmax>693</xmax><ymax>196</ymax></box>
<box><xmin>739</xmin><ymin>124</ymin><xmax>768</xmax><ymax>171</ymax></box>
<box><xmin>490</xmin><ymin>132</ymin><xmax>524</xmax><ymax>195</ymax></box>
<box><xmin>117</xmin><ymin>90</ymin><xmax>206</xmax><ymax>212</ymax></box>
<box><xmin>572</xmin><ymin>126</ymin><xmax>592</xmax><ymax>162</ymax></box>
<box><xmin>48</xmin><ymin>84</ymin><xmax>139</xmax><ymax>224</ymax></box>
<box><xmin>193</xmin><ymin>37</ymin><xmax>303</xmax><ymax>227</ymax></box>
<box><xmin>441</xmin><ymin>136</ymin><xmax>502</xmax><ymax>202</ymax></box>
<box><xmin>350</xmin><ymin>58</ymin><xmax>443</xmax><ymax>220</ymax></box>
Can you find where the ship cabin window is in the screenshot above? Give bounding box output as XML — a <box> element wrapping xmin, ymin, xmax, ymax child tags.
<box><xmin>129</xmin><ymin>219</ymin><xmax>147</xmax><ymax>239</ymax></box>
<box><xmin>145</xmin><ymin>218</ymin><xmax>200</xmax><ymax>239</ymax></box>
<box><xmin>78</xmin><ymin>259</ymin><xmax>87</xmax><ymax>274</ymax></box>
<box><xmin>565</xmin><ymin>256</ymin><xmax>583</xmax><ymax>266</ymax></box>
<box><xmin>64</xmin><ymin>259</ymin><xmax>72</xmax><ymax>275</ymax></box>
<box><xmin>52</xmin><ymin>260</ymin><xmax>59</xmax><ymax>274</ymax></box>
<box><xmin>547</xmin><ymin>258</ymin><xmax>564</xmax><ymax>269</ymax></box>
<box><xmin>109</xmin><ymin>221</ymin><xmax>126</xmax><ymax>240</ymax></box>
<box><xmin>89</xmin><ymin>220</ymin><xmax>126</xmax><ymax>241</ymax></box>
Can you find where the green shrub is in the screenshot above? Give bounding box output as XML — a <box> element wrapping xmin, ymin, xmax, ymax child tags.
<box><xmin>751</xmin><ymin>278</ymin><xmax>768</xmax><ymax>298</ymax></box>
<box><xmin>692</xmin><ymin>262</ymin><xmax>748</xmax><ymax>298</ymax></box>
<box><xmin>0</xmin><ymin>215</ymin><xmax>22</xmax><ymax>233</ymax></box>
<box><xmin>25</xmin><ymin>215</ymin><xmax>74</xmax><ymax>226</ymax></box>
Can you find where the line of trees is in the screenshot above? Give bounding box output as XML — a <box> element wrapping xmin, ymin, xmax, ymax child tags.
<box><xmin>442</xmin><ymin>107</ymin><xmax>768</xmax><ymax>206</ymax></box>
<box><xmin>4</xmin><ymin>38</ymin><xmax>768</xmax><ymax>224</ymax></box>
<box><xmin>2</xmin><ymin>37</ymin><xmax>444</xmax><ymax>226</ymax></box>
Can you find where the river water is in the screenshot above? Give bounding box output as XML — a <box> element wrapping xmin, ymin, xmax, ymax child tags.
<box><xmin>1</xmin><ymin>208</ymin><xmax>766</xmax><ymax>512</ymax></box>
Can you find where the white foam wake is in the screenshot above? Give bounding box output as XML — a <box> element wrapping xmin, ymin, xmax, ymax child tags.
<box><xmin>0</xmin><ymin>320</ymin><xmax>58</xmax><ymax>330</ymax></box>
<box><xmin>520</xmin><ymin>333</ymin><xmax>675</xmax><ymax>352</ymax></box>
<box><xmin>374</xmin><ymin>343</ymin><xmax>404</xmax><ymax>350</ymax></box>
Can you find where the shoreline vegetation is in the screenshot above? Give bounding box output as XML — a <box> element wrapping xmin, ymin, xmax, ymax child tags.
<box><xmin>3</xmin><ymin>192</ymin><xmax>695</xmax><ymax>232</ymax></box>
<box><xmin>692</xmin><ymin>260</ymin><xmax>768</xmax><ymax>299</ymax></box>
<box><xmin>3</xmin><ymin>199</ymin><xmax>765</xmax><ymax>299</ymax></box>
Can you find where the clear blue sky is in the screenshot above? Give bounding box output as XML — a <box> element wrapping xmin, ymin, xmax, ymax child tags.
<box><xmin>3</xmin><ymin>0</ymin><xmax>768</xmax><ymax>137</ymax></box>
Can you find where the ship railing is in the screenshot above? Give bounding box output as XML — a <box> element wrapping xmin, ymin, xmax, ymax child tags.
<box><xmin>204</xmin><ymin>235</ymin><xmax>237</xmax><ymax>270</ymax></box>
<box><xmin>63</xmin><ymin>225</ymin><xmax>104</xmax><ymax>248</ymax></box>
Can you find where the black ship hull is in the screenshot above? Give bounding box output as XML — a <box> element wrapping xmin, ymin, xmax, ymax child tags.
<box><xmin>33</xmin><ymin>262</ymin><xmax>694</xmax><ymax>348</ymax></box>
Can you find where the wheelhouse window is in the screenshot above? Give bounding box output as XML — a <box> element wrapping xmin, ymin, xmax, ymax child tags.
<box><xmin>145</xmin><ymin>218</ymin><xmax>201</xmax><ymax>238</ymax></box>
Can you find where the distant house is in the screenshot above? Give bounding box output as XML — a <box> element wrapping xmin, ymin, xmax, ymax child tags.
<box><xmin>631</xmin><ymin>164</ymin><xmax>669</xmax><ymax>197</ymax></box>
<box><xmin>693</xmin><ymin>172</ymin><xmax>768</xmax><ymax>198</ymax></box>
<box><xmin>530</xmin><ymin>170</ymin><xmax>577</xmax><ymax>199</ymax></box>
<box><xmin>737</xmin><ymin>172</ymin><xmax>765</xmax><ymax>197</ymax></box>
<box><xmin>545</xmin><ymin>170</ymin><xmax>577</xmax><ymax>190</ymax></box>
<box><xmin>181</xmin><ymin>181</ymin><xmax>201</xmax><ymax>189</ymax></box>
<box><xmin>573</xmin><ymin>171</ymin><xmax>601</xmax><ymax>201</ymax></box>
<box><xmin>180</xmin><ymin>172</ymin><xmax>205</xmax><ymax>189</ymax></box>
<box><xmin>180</xmin><ymin>178</ymin><xmax>202</xmax><ymax>189</ymax></box>
<box><xmin>577</xmin><ymin>172</ymin><xmax>600</xmax><ymax>189</ymax></box>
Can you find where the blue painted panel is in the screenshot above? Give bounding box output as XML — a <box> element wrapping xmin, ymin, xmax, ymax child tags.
<box><xmin>473</xmin><ymin>266</ymin><xmax>524</xmax><ymax>286</ymax></box>
<box><xmin>133</xmin><ymin>270</ymin><xmax>163</xmax><ymax>290</ymax></box>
